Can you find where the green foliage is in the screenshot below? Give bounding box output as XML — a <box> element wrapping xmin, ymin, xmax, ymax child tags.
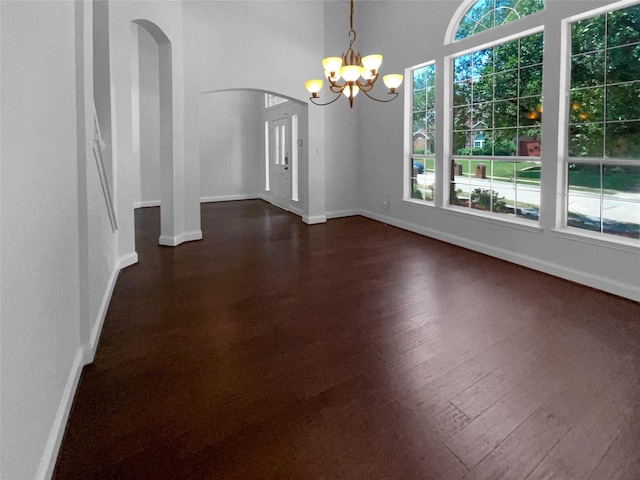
<box><xmin>455</xmin><ymin>0</ymin><xmax>545</xmax><ymax>40</ymax></box>
<box><xmin>471</xmin><ymin>188</ymin><xmax>508</xmax><ymax>212</ymax></box>
<box><xmin>412</xmin><ymin>64</ymin><xmax>436</xmax><ymax>134</ymax></box>
<box><xmin>412</xmin><ymin>180</ymin><xmax>434</xmax><ymax>201</ymax></box>
<box><xmin>452</xmin><ymin>32</ymin><xmax>544</xmax><ymax>158</ymax></box>
<box><xmin>568</xmin><ymin>163</ymin><xmax>640</xmax><ymax>191</ymax></box>
<box><xmin>569</xmin><ymin>5</ymin><xmax>640</xmax><ymax>160</ymax></box>
<box><xmin>456</xmin><ymin>138</ymin><xmax>517</xmax><ymax>156</ymax></box>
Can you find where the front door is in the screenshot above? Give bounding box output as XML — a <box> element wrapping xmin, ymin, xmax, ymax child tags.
<box><xmin>270</xmin><ymin>118</ymin><xmax>290</xmax><ymax>209</ymax></box>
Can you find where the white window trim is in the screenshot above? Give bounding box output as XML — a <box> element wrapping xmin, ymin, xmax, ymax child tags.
<box><xmin>404</xmin><ymin>60</ymin><xmax>437</xmax><ymax>204</ymax></box>
<box><xmin>556</xmin><ymin>0</ymin><xmax>640</xmax><ymax>245</ymax></box>
<box><xmin>445</xmin><ymin>0</ymin><xmax>480</xmax><ymax>45</ymax></box>
<box><xmin>445</xmin><ymin>0</ymin><xmax>546</xmax><ymax>45</ymax></box>
<box><xmin>265</xmin><ymin>93</ymin><xmax>291</xmax><ymax>110</ymax></box>
<box><xmin>443</xmin><ymin>26</ymin><xmax>545</xmax><ymax>223</ymax></box>
<box><xmin>444</xmin><ymin>204</ymin><xmax>544</xmax><ymax>233</ymax></box>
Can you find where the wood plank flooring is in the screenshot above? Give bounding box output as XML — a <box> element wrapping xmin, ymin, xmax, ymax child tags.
<box><xmin>54</xmin><ymin>200</ymin><xmax>640</xmax><ymax>479</ymax></box>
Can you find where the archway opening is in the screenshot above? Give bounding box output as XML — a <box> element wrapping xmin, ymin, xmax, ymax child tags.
<box><xmin>131</xmin><ymin>19</ymin><xmax>175</xmax><ymax>249</ymax></box>
<box><xmin>198</xmin><ymin>89</ymin><xmax>308</xmax><ymax>217</ymax></box>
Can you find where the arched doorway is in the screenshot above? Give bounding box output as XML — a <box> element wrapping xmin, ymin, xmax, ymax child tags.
<box><xmin>198</xmin><ymin>89</ymin><xmax>308</xmax><ymax>216</ymax></box>
<box><xmin>131</xmin><ymin>19</ymin><xmax>178</xmax><ymax>247</ymax></box>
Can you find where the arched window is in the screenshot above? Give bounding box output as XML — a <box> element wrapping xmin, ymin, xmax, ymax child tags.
<box><xmin>445</xmin><ymin>0</ymin><xmax>546</xmax><ymax>222</ymax></box>
<box><xmin>455</xmin><ymin>0</ymin><xmax>545</xmax><ymax>41</ymax></box>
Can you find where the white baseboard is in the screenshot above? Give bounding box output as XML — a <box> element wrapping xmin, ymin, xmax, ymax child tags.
<box><xmin>326</xmin><ymin>209</ymin><xmax>361</xmax><ymax>220</ymax></box>
<box><xmin>118</xmin><ymin>251</ymin><xmax>139</xmax><ymax>270</ymax></box>
<box><xmin>361</xmin><ymin>209</ymin><xmax>640</xmax><ymax>302</ymax></box>
<box><xmin>158</xmin><ymin>235</ymin><xmax>178</xmax><ymax>246</ymax></box>
<box><xmin>180</xmin><ymin>230</ymin><xmax>203</xmax><ymax>243</ymax></box>
<box><xmin>36</xmin><ymin>346</ymin><xmax>84</xmax><ymax>480</ymax></box>
<box><xmin>289</xmin><ymin>205</ymin><xmax>304</xmax><ymax>218</ymax></box>
<box><xmin>38</xmin><ymin>251</ymin><xmax>140</xmax><ymax>479</ymax></box>
<box><xmin>202</xmin><ymin>195</ymin><xmax>306</xmax><ymax>222</ymax></box>
<box><xmin>303</xmin><ymin>214</ymin><xmax>328</xmax><ymax>225</ymax></box>
<box><xmin>134</xmin><ymin>200</ymin><xmax>160</xmax><ymax>209</ymax></box>
<box><xmin>200</xmin><ymin>194</ymin><xmax>258</xmax><ymax>203</ymax></box>
<box><xmin>159</xmin><ymin>230</ymin><xmax>203</xmax><ymax>247</ymax></box>
<box><xmin>82</xmin><ymin>261</ymin><xmax>120</xmax><ymax>365</ymax></box>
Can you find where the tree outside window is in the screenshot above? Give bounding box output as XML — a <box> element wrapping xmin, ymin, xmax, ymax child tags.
<box><xmin>409</xmin><ymin>63</ymin><xmax>436</xmax><ymax>202</ymax></box>
<box><xmin>567</xmin><ymin>4</ymin><xmax>640</xmax><ymax>240</ymax></box>
<box><xmin>450</xmin><ymin>32</ymin><xmax>543</xmax><ymax>220</ymax></box>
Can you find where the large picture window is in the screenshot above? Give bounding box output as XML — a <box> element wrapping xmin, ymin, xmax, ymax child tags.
<box><xmin>450</xmin><ymin>31</ymin><xmax>543</xmax><ymax>220</ymax></box>
<box><xmin>566</xmin><ymin>4</ymin><xmax>640</xmax><ymax>239</ymax></box>
<box><xmin>409</xmin><ymin>63</ymin><xmax>436</xmax><ymax>202</ymax></box>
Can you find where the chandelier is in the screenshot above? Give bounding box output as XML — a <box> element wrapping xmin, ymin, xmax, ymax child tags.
<box><xmin>304</xmin><ymin>0</ymin><xmax>403</xmax><ymax>108</ymax></box>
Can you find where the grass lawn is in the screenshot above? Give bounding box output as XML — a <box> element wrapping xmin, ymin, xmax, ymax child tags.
<box><xmin>453</xmin><ymin>159</ymin><xmax>640</xmax><ymax>193</ymax></box>
<box><xmin>454</xmin><ymin>159</ymin><xmax>541</xmax><ymax>185</ymax></box>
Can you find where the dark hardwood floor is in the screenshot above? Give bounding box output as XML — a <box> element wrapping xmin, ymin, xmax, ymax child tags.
<box><xmin>55</xmin><ymin>200</ymin><xmax>640</xmax><ymax>479</ymax></box>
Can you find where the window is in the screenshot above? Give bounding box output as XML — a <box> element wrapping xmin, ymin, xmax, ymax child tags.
<box><xmin>409</xmin><ymin>63</ymin><xmax>436</xmax><ymax>202</ymax></box>
<box><xmin>450</xmin><ymin>31</ymin><xmax>543</xmax><ymax>220</ymax></box>
<box><xmin>566</xmin><ymin>3</ymin><xmax>640</xmax><ymax>240</ymax></box>
<box><xmin>265</xmin><ymin>94</ymin><xmax>289</xmax><ymax>109</ymax></box>
<box><xmin>455</xmin><ymin>0</ymin><xmax>545</xmax><ymax>41</ymax></box>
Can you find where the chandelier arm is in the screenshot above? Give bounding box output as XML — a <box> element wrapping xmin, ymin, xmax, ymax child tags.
<box><xmin>326</xmin><ymin>77</ymin><xmax>341</xmax><ymax>88</ymax></box>
<box><xmin>304</xmin><ymin>0</ymin><xmax>401</xmax><ymax>108</ymax></box>
<box><xmin>359</xmin><ymin>88</ymin><xmax>400</xmax><ymax>103</ymax></box>
<box><xmin>309</xmin><ymin>92</ymin><xmax>344</xmax><ymax>107</ymax></box>
<box><xmin>368</xmin><ymin>72</ymin><xmax>380</xmax><ymax>84</ymax></box>
<box><xmin>356</xmin><ymin>79</ymin><xmax>377</xmax><ymax>93</ymax></box>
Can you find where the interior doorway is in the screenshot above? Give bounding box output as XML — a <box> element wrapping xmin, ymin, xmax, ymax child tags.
<box><xmin>198</xmin><ymin>90</ymin><xmax>307</xmax><ymax>217</ymax></box>
<box><xmin>131</xmin><ymin>19</ymin><xmax>176</xmax><ymax>247</ymax></box>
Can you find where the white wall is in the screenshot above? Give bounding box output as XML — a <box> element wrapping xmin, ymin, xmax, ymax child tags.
<box><xmin>93</xmin><ymin>0</ymin><xmax>114</xmax><ymax>189</ymax></box>
<box><xmin>1</xmin><ymin>1</ymin><xmax>144</xmax><ymax>477</ymax></box>
<box><xmin>135</xmin><ymin>25</ymin><xmax>161</xmax><ymax>207</ymax></box>
<box><xmin>199</xmin><ymin>90</ymin><xmax>263</xmax><ymax>200</ymax></box>
<box><xmin>85</xmin><ymin>0</ymin><xmax>120</xmax><ymax>368</ymax></box>
<box><xmin>182</xmin><ymin>0</ymin><xmax>327</xmax><ymax>223</ymax></box>
<box><xmin>1</xmin><ymin>2</ymin><xmax>81</xmax><ymax>478</ymax></box>
<box><xmin>323</xmin><ymin>1</ymin><xmax>362</xmax><ymax>218</ymax></box>
<box><xmin>356</xmin><ymin>0</ymin><xmax>639</xmax><ymax>301</ymax></box>
<box><xmin>110</xmin><ymin>1</ymin><xmax>192</xmax><ymax>252</ymax></box>
<box><xmin>198</xmin><ymin>91</ymin><xmax>310</xmax><ymax>208</ymax></box>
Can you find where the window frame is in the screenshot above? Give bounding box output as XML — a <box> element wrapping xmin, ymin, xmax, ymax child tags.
<box><xmin>405</xmin><ymin>60</ymin><xmax>437</xmax><ymax>205</ymax></box>
<box><xmin>445</xmin><ymin>0</ymin><xmax>545</xmax><ymax>45</ymax></box>
<box><xmin>559</xmin><ymin>0</ymin><xmax>640</xmax><ymax>243</ymax></box>
<box><xmin>265</xmin><ymin>93</ymin><xmax>290</xmax><ymax>109</ymax></box>
<box><xmin>444</xmin><ymin>26</ymin><xmax>545</xmax><ymax>224</ymax></box>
